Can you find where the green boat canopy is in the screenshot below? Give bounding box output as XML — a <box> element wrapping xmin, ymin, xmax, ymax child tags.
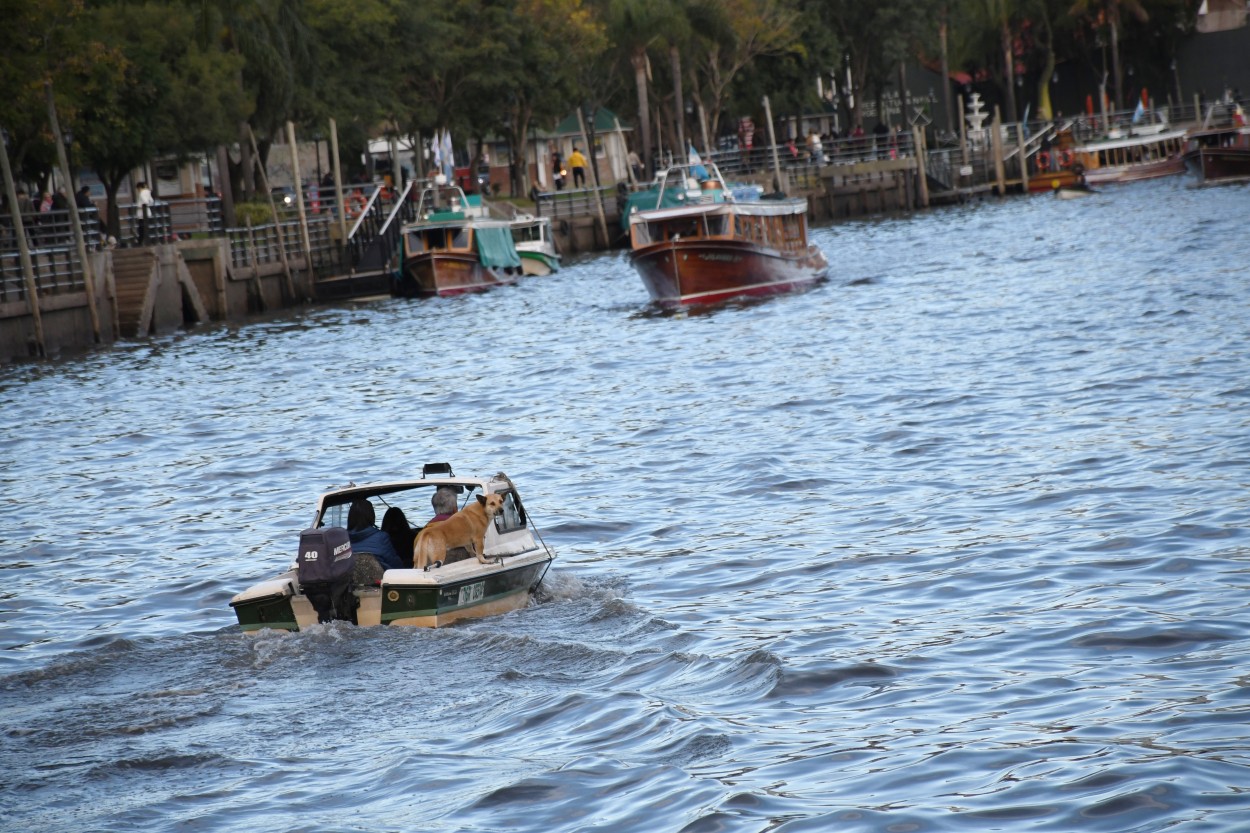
<box><xmin>475</xmin><ymin>225</ymin><xmax>522</xmax><ymax>269</ymax></box>
<box><xmin>620</xmin><ymin>186</ymin><xmax>687</xmax><ymax>231</ymax></box>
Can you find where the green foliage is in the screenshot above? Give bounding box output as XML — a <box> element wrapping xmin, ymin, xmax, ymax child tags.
<box><xmin>1</xmin><ymin>0</ymin><xmax>1206</xmax><ymax>198</ymax></box>
<box><xmin>233</xmin><ymin>200</ymin><xmax>273</xmax><ymax>225</ymax></box>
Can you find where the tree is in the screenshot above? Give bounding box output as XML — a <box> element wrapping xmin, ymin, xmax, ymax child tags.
<box><xmin>1069</xmin><ymin>0</ymin><xmax>1149</xmax><ymax>110</ymax></box>
<box><xmin>688</xmin><ymin>0</ymin><xmax>802</xmax><ymax>141</ymax></box>
<box><xmin>68</xmin><ymin>3</ymin><xmax>245</xmax><ymax>237</ymax></box>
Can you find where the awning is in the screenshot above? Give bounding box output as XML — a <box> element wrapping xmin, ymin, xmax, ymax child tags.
<box><xmin>475</xmin><ymin>225</ymin><xmax>522</xmax><ymax>269</ymax></box>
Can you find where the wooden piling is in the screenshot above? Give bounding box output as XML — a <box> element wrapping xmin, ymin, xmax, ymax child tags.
<box><xmin>46</xmin><ymin>82</ymin><xmax>101</xmax><ymax>343</ymax></box>
<box><xmin>287</xmin><ymin>120</ymin><xmax>314</xmax><ymax>292</ymax></box>
<box><xmin>0</xmin><ymin>120</ymin><xmax>45</xmax><ymax>356</ymax></box>
<box><xmin>991</xmin><ymin>108</ymin><xmax>1006</xmax><ymax>197</ymax></box>
<box><xmin>246</xmin><ymin>125</ymin><xmax>296</xmax><ymax>301</ymax></box>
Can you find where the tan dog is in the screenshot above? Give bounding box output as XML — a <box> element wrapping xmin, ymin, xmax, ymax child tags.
<box><xmin>413</xmin><ymin>493</ymin><xmax>505</xmax><ymax>570</ymax></box>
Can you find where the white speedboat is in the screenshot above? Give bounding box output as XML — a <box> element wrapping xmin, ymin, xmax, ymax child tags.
<box><xmin>230</xmin><ymin>464</ymin><xmax>554</xmax><ymax>632</ymax></box>
<box><xmin>509</xmin><ymin>214</ymin><xmax>561</xmax><ymax>275</ymax></box>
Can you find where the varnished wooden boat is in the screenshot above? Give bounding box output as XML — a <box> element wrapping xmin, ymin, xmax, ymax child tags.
<box><xmin>394</xmin><ymin>179</ymin><xmax>524</xmax><ymax>297</ymax></box>
<box><xmin>1183</xmin><ymin>106</ymin><xmax>1250</xmax><ymax>185</ymax></box>
<box><xmin>626</xmin><ymin>163</ymin><xmax>828</xmax><ymax>306</ymax></box>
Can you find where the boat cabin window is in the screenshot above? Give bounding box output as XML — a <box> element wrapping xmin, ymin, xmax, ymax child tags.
<box><xmin>409</xmin><ymin>226</ymin><xmax>469</xmax><ymax>252</ymax></box>
<box><xmin>492</xmin><ymin>490</ymin><xmax>526</xmax><ymax>534</ymax></box>
<box><xmin>705</xmin><ymin>215</ymin><xmax>729</xmax><ymax>236</ymax></box>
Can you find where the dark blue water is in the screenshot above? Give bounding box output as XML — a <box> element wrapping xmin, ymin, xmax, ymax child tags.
<box><xmin>3</xmin><ymin>177</ymin><xmax>1249</xmax><ymax>832</ymax></box>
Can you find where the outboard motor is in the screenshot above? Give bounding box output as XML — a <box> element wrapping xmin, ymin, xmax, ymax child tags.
<box><xmin>297</xmin><ymin>526</ymin><xmax>358</xmax><ymax>624</ymax></box>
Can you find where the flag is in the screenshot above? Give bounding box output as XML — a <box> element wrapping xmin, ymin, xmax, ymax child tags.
<box><xmin>441</xmin><ymin>130</ymin><xmax>454</xmax><ymax>181</ymax></box>
<box><xmin>1132</xmin><ymin>100</ymin><xmax>1146</xmax><ymax>124</ymax></box>
<box><xmin>431</xmin><ymin>135</ymin><xmax>442</xmax><ymax>176</ymax></box>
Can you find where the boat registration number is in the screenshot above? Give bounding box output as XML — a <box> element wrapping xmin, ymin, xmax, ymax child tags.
<box><xmin>458</xmin><ymin>582</ymin><xmax>485</xmax><ymax>606</ymax></box>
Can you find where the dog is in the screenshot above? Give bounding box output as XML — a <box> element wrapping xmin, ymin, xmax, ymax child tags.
<box><xmin>413</xmin><ymin>493</ymin><xmax>505</xmax><ymax>570</ymax></box>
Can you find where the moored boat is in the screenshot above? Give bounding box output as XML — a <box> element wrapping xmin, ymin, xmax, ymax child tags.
<box><xmin>509</xmin><ymin>214</ymin><xmax>561</xmax><ymax>275</ymax></box>
<box><xmin>626</xmin><ymin>162</ymin><xmax>828</xmax><ymax>306</ymax></box>
<box><xmin>230</xmin><ymin>464</ymin><xmax>554</xmax><ymax>632</ymax></box>
<box><xmin>394</xmin><ymin>179</ymin><xmax>524</xmax><ymax>297</ymax></box>
<box><xmin>1183</xmin><ymin>104</ymin><xmax>1250</xmax><ymax>185</ymax></box>
<box><xmin>1068</xmin><ymin>125</ymin><xmax>1188</xmax><ymax>185</ymax></box>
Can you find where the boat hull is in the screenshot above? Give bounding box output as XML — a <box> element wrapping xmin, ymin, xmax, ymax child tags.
<box><xmin>231</xmin><ymin>551</ymin><xmax>552</xmax><ymax>632</ymax></box>
<box><xmin>518</xmin><ymin>250</ymin><xmax>560</xmax><ymax>276</ymax></box>
<box><xmin>630</xmin><ymin>239</ymin><xmax>828</xmax><ymax>306</ymax></box>
<box><xmin>1183</xmin><ymin>147</ymin><xmax>1250</xmax><ymax>185</ymax></box>
<box><xmin>1081</xmin><ymin>156</ymin><xmax>1185</xmax><ymax>185</ymax></box>
<box><xmin>396</xmin><ymin>251</ymin><xmax>516</xmax><ymax>297</ymax></box>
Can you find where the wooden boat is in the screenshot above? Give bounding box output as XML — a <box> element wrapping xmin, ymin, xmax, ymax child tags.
<box><xmin>230</xmin><ymin>465</ymin><xmax>554</xmax><ymax>632</ymax></box>
<box><xmin>1068</xmin><ymin>124</ymin><xmax>1188</xmax><ymax>185</ymax></box>
<box><xmin>509</xmin><ymin>214</ymin><xmax>561</xmax><ymax>275</ymax></box>
<box><xmin>1183</xmin><ymin>106</ymin><xmax>1250</xmax><ymax>185</ymax></box>
<box><xmin>394</xmin><ymin>178</ymin><xmax>524</xmax><ymax>297</ymax></box>
<box><xmin>626</xmin><ymin>162</ymin><xmax>828</xmax><ymax>306</ymax></box>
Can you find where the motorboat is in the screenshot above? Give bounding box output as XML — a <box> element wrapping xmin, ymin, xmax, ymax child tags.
<box><xmin>1183</xmin><ymin>103</ymin><xmax>1250</xmax><ymax>185</ymax></box>
<box><xmin>393</xmin><ymin>178</ymin><xmax>524</xmax><ymax>296</ymax></box>
<box><xmin>626</xmin><ymin>161</ymin><xmax>828</xmax><ymax>306</ymax></box>
<box><xmin>230</xmin><ymin>464</ymin><xmax>554</xmax><ymax>632</ymax></box>
<box><xmin>509</xmin><ymin>214</ymin><xmax>561</xmax><ymax>275</ymax></box>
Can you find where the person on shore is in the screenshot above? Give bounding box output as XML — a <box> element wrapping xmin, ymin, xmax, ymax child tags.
<box><xmin>551</xmin><ymin>151</ymin><xmax>565</xmax><ymax>191</ymax></box>
<box><xmin>568</xmin><ymin>146</ymin><xmax>587</xmax><ymax>188</ymax></box>
<box><xmin>75</xmin><ymin>186</ymin><xmax>93</xmax><ymax>210</ymax></box>
<box><xmin>627</xmin><ymin>149</ymin><xmax>643</xmax><ymax>183</ymax></box>
<box><xmin>16</xmin><ymin>188</ymin><xmax>34</xmax><ymax>216</ymax></box>
<box><xmin>135</xmin><ymin>181</ymin><xmax>153</xmax><ymax>244</ymax></box>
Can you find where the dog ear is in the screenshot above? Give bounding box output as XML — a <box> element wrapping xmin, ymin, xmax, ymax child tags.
<box><xmin>476</xmin><ymin>494</ymin><xmax>487</xmax><ymax>507</ymax></box>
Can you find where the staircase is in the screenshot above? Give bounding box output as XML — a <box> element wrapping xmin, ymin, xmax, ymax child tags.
<box><xmin>111</xmin><ymin>248</ymin><xmax>158</xmax><ymax>337</ymax></box>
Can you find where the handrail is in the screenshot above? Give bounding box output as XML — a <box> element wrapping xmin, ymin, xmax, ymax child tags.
<box><xmin>377</xmin><ymin>180</ymin><xmax>416</xmax><ymax>238</ymax></box>
<box><xmin>347</xmin><ymin>185</ymin><xmax>382</xmax><ymax>239</ymax></box>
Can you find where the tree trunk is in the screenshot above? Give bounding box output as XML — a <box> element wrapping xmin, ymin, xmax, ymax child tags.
<box><xmin>940</xmin><ymin>13</ymin><xmax>953</xmax><ymax>138</ymax></box>
<box><xmin>1002</xmin><ymin>22</ymin><xmax>1018</xmax><ymax>124</ymax></box>
<box><xmin>632</xmin><ymin>49</ymin><xmax>652</xmax><ymax>172</ymax></box>
<box><xmin>1110</xmin><ymin>16</ymin><xmax>1123</xmax><ymax>111</ymax></box>
<box><xmin>238</xmin><ymin>121</ymin><xmax>255</xmax><ymax>200</ymax></box>
<box><xmin>670</xmin><ymin>45</ymin><xmax>686</xmax><ymax>156</ymax></box>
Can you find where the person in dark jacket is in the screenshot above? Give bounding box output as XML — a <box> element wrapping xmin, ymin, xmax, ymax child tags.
<box><xmin>347</xmin><ymin>498</ymin><xmax>403</xmax><ymax>584</ymax></box>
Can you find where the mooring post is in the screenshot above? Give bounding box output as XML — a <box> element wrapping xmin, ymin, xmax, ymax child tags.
<box><xmin>762</xmin><ymin>95</ymin><xmax>787</xmax><ymax>196</ymax></box>
<box><xmin>246</xmin><ymin>125</ymin><xmax>296</xmax><ymax>302</ymax></box>
<box><xmin>287</xmin><ymin>120</ymin><xmax>314</xmax><ymax>296</ymax></box>
<box><xmin>992</xmin><ymin>107</ymin><xmax>1006</xmax><ymax>196</ymax></box>
<box><xmin>46</xmin><ymin>82</ymin><xmax>101</xmax><ymax>344</ymax></box>
<box><xmin>0</xmin><ymin>120</ymin><xmax>45</xmax><ymax>356</ymax></box>
<box><xmin>329</xmin><ymin>118</ymin><xmax>348</xmax><ymax>245</ymax></box>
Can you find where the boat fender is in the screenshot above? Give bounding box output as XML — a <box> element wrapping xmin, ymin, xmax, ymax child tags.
<box><xmin>1037</xmin><ymin>150</ymin><xmax>1050</xmax><ymax>170</ymax></box>
<box><xmin>559</xmin><ymin>220</ymin><xmax>570</xmax><ymax>236</ymax></box>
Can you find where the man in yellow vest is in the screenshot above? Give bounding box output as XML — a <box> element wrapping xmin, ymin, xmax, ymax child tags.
<box><xmin>568</xmin><ymin>147</ymin><xmax>588</xmax><ymax>188</ymax></box>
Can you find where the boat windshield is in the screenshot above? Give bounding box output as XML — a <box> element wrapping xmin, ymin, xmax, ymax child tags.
<box><xmin>653</xmin><ymin>162</ymin><xmax>730</xmax><ymax>206</ymax></box>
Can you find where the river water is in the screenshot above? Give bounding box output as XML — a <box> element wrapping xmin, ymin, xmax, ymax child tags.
<box><xmin>2</xmin><ymin>177</ymin><xmax>1249</xmax><ymax>832</ymax></box>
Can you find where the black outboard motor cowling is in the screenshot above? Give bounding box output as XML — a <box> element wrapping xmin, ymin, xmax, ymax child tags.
<box><xmin>297</xmin><ymin>526</ymin><xmax>358</xmax><ymax>624</ymax></box>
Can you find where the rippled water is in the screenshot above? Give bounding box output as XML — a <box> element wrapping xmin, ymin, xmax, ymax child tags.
<box><xmin>3</xmin><ymin>178</ymin><xmax>1249</xmax><ymax>832</ymax></box>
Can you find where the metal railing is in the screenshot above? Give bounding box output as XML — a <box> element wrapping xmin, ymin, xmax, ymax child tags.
<box><xmin>1</xmin><ymin>246</ymin><xmax>86</xmax><ymax>304</ymax></box>
<box><xmin>533</xmin><ymin>185</ymin><xmax>617</xmax><ymax>220</ymax></box>
<box><xmin>226</xmin><ymin>215</ymin><xmax>340</xmax><ymax>272</ymax></box>
<box><xmin>1</xmin><ymin>207</ymin><xmax>105</xmax><ymax>253</ymax></box>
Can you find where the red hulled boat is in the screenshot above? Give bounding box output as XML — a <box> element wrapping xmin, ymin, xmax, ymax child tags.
<box><xmin>1183</xmin><ymin>104</ymin><xmax>1250</xmax><ymax>186</ymax></box>
<box><xmin>626</xmin><ymin>163</ymin><xmax>828</xmax><ymax>307</ymax></box>
<box><xmin>395</xmin><ymin>179</ymin><xmax>523</xmax><ymax>298</ymax></box>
